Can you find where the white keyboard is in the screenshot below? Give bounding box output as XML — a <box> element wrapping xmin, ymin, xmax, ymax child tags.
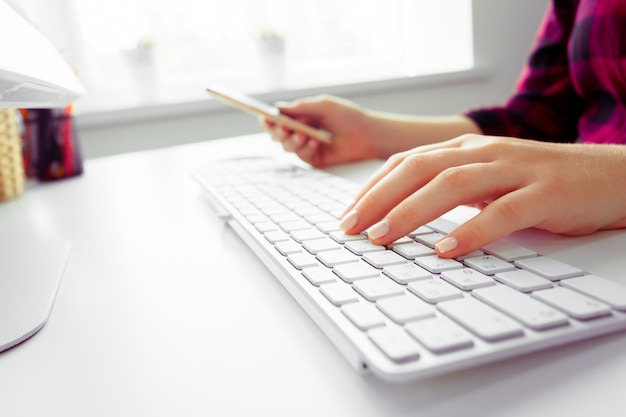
<box><xmin>194</xmin><ymin>156</ymin><xmax>626</xmax><ymax>383</ymax></box>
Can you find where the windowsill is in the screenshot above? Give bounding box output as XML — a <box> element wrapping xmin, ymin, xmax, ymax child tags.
<box><xmin>74</xmin><ymin>66</ymin><xmax>491</xmax><ymax>130</ymax></box>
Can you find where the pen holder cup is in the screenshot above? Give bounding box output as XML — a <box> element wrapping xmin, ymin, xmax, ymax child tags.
<box><xmin>0</xmin><ymin>109</ymin><xmax>24</xmax><ymax>202</ymax></box>
<box><xmin>21</xmin><ymin>108</ymin><xmax>83</xmax><ymax>181</ymax></box>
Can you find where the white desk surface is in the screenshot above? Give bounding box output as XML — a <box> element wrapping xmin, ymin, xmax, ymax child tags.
<box><xmin>1</xmin><ymin>134</ymin><xmax>625</xmax><ymax>416</ymax></box>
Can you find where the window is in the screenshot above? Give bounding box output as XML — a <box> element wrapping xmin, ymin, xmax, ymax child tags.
<box><xmin>9</xmin><ymin>0</ymin><xmax>473</xmax><ymax>111</ymax></box>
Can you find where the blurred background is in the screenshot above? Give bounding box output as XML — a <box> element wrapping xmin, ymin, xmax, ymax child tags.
<box><xmin>6</xmin><ymin>0</ymin><xmax>547</xmax><ymax>159</ymax></box>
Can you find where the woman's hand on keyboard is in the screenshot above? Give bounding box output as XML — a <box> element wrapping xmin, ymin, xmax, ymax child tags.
<box><xmin>339</xmin><ymin>134</ymin><xmax>626</xmax><ymax>258</ymax></box>
<box><xmin>261</xmin><ymin>95</ymin><xmax>380</xmax><ymax>167</ymax></box>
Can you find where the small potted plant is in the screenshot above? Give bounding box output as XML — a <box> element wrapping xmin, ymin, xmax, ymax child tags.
<box><xmin>256</xmin><ymin>27</ymin><xmax>286</xmax><ymax>89</ymax></box>
<box><xmin>124</xmin><ymin>36</ymin><xmax>159</xmax><ymax>101</ymax></box>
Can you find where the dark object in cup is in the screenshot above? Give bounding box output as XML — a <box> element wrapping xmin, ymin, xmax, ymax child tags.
<box><xmin>21</xmin><ymin>106</ymin><xmax>83</xmax><ymax>181</ymax></box>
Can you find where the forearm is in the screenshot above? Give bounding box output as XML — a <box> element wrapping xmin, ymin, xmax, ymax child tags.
<box><xmin>363</xmin><ymin>111</ymin><xmax>482</xmax><ymax>159</ymax></box>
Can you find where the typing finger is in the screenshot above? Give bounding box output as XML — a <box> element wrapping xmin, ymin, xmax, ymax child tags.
<box><xmin>341</xmin><ymin>151</ymin><xmax>411</xmax><ymax>216</ymax></box>
<box><xmin>435</xmin><ymin>186</ymin><xmax>546</xmax><ymax>257</ymax></box>
<box><xmin>341</xmin><ymin>136</ymin><xmax>471</xmax><ymax>216</ymax></box>
<box><xmin>362</xmin><ymin>160</ymin><xmax>524</xmax><ymax>246</ymax></box>
<box><xmin>341</xmin><ymin>146</ymin><xmax>490</xmax><ymax>235</ymax></box>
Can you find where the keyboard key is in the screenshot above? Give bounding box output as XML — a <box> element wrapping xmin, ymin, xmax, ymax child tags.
<box><xmin>438</xmin><ymin>297</ymin><xmax>524</xmax><ymax>341</ymax></box>
<box><xmin>353</xmin><ymin>277</ymin><xmax>405</xmax><ymax>301</ymax></box>
<box><xmin>392</xmin><ymin>242</ymin><xmax>435</xmax><ymax>259</ymax></box>
<box><xmin>274</xmin><ymin>240</ymin><xmax>302</xmax><ymax>255</ymax></box>
<box><xmin>363</xmin><ymin>251</ymin><xmax>408</xmax><ymax>269</ymax></box>
<box><xmin>302</xmin><ymin>237</ymin><xmax>341</xmax><ymax>254</ymax></box>
<box><xmin>264</xmin><ymin>230</ymin><xmax>290</xmax><ymax>244</ymax></box>
<box><xmin>414</xmin><ymin>255</ymin><xmax>463</xmax><ymax>273</ymax></box>
<box><xmin>532</xmin><ymin>287</ymin><xmax>612</xmax><ymax>320</ymax></box>
<box><xmin>284</xmin><ymin>199</ymin><xmax>310</xmax><ymax>210</ymax></box>
<box><xmin>408</xmin><ymin>278</ymin><xmax>463</xmax><ymax>303</ymax></box>
<box><xmin>483</xmin><ymin>241</ymin><xmax>537</xmax><ymax>261</ymax></box>
<box><xmin>345</xmin><ymin>240</ymin><xmax>386</xmax><ymax>255</ymax></box>
<box><xmin>473</xmin><ymin>285</ymin><xmax>568</xmax><ymax>330</ymax></box>
<box><xmin>279</xmin><ymin>220</ymin><xmax>312</xmax><ymax>232</ymax></box>
<box><xmin>560</xmin><ymin>275</ymin><xmax>626</xmax><ymax>311</ymax></box>
<box><xmin>293</xmin><ymin>206</ymin><xmax>324</xmax><ymax>217</ymax></box>
<box><xmin>261</xmin><ymin>205</ymin><xmax>291</xmax><ymax>216</ymax></box>
<box><xmin>287</xmin><ymin>252</ymin><xmax>319</xmax><ymax>270</ymax></box>
<box><xmin>390</xmin><ymin>236</ymin><xmax>415</xmax><ymax>245</ymax></box>
<box><xmin>383</xmin><ymin>263</ymin><xmax>432</xmax><ymax>284</ymax></box>
<box><xmin>317</xmin><ymin>248</ymin><xmax>360</xmax><ymax>267</ymax></box>
<box><xmin>320</xmin><ymin>282</ymin><xmax>359</xmax><ymax>306</ymax></box>
<box><xmin>376</xmin><ymin>295</ymin><xmax>435</xmax><ymax>323</ymax></box>
<box><xmin>269</xmin><ymin>213</ymin><xmax>301</xmax><ymax>223</ymax></box>
<box><xmin>307</xmin><ymin>196</ymin><xmax>334</xmax><ymax>208</ymax></box>
<box><xmin>495</xmin><ymin>269</ymin><xmax>553</xmax><ymax>292</ymax></box>
<box><xmin>407</xmin><ymin>226</ymin><xmax>433</xmax><ymax>237</ymax></box>
<box><xmin>315</xmin><ymin>220</ymin><xmax>341</xmax><ymax>233</ymax></box>
<box><xmin>415</xmin><ymin>232</ymin><xmax>447</xmax><ymax>248</ymax></box>
<box><xmin>255</xmin><ymin>222</ymin><xmax>278</xmax><ymax>233</ymax></box>
<box><xmin>304</xmin><ymin>213</ymin><xmax>337</xmax><ymax>225</ymax></box>
<box><xmin>329</xmin><ymin>209</ymin><xmax>344</xmax><ymax>219</ymax></box>
<box><xmin>455</xmin><ymin>250</ymin><xmax>485</xmax><ymax>261</ymax></box>
<box><xmin>239</xmin><ymin>206</ymin><xmax>260</xmax><ymax>216</ymax></box>
<box><xmin>252</xmin><ymin>200</ymin><xmax>281</xmax><ymax>210</ymax></box>
<box><xmin>342</xmin><ymin>303</ymin><xmax>386</xmax><ymax>330</ymax></box>
<box><xmin>246</xmin><ymin>213</ymin><xmax>270</xmax><ymax>224</ymax></box>
<box><xmin>427</xmin><ymin>217</ymin><xmax>458</xmax><ymax>234</ymax></box>
<box><xmin>290</xmin><ymin>228</ymin><xmax>326</xmax><ymax>243</ymax></box>
<box><xmin>463</xmin><ymin>255</ymin><xmax>516</xmax><ymax>275</ymax></box>
<box><xmin>333</xmin><ymin>261</ymin><xmax>380</xmax><ymax>283</ymax></box>
<box><xmin>441</xmin><ymin>268</ymin><xmax>495</xmax><ymax>290</ymax></box>
<box><xmin>368</xmin><ymin>327</ymin><xmax>421</xmax><ymax>362</ymax></box>
<box><xmin>318</xmin><ymin>202</ymin><xmax>344</xmax><ymax>213</ymax></box>
<box><xmin>514</xmin><ymin>256</ymin><xmax>584</xmax><ymax>281</ymax></box>
<box><xmin>405</xmin><ymin>316</ymin><xmax>474</xmax><ymax>353</ymax></box>
<box><xmin>329</xmin><ymin>231</ymin><xmax>367</xmax><ymax>243</ymax></box>
<box><xmin>302</xmin><ymin>267</ymin><xmax>337</xmax><ymax>286</ymax></box>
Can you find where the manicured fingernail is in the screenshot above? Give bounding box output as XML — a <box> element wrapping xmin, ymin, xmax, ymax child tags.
<box><xmin>435</xmin><ymin>236</ymin><xmax>458</xmax><ymax>254</ymax></box>
<box><xmin>276</xmin><ymin>127</ymin><xmax>288</xmax><ymax>139</ymax></box>
<box><xmin>367</xmin><ymin>219</ymin><xmax>390</xmax><ymax>240</ymax></box>
<box><xmin>339</xmin><ymin>210</ymin><xmax>359</xmax><ymax>231</ymax></box>
<box><xmin>292</xmin><ymin>133</ymin><xmax>306</xmax><ymax>145</ymax></box>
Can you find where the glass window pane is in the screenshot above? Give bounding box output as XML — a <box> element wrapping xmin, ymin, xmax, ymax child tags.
<box><xmin>64</xmin><ymin>0</ymin><xmax>473</xmax><ymax>108</ymax></box>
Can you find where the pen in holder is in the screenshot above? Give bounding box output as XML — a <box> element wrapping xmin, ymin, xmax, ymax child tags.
<box><xmin>0</xmin><ymin>109</ymin><xmax>24</xmax><ymax>202</ymax></box>
<box><xmin>21</xmin><ymin>106</ymin><xmax>83</xmax><ymax>181</ymax></box>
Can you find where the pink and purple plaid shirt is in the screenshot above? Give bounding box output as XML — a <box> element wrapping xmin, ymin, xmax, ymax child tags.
<box><xmin>466</xmin><ymin>0</ymin><xmax>626</xmax><ymax>144</ymax></box>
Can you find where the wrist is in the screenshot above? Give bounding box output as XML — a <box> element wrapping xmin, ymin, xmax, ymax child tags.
<box><xmin>360</xmin><ymin>110</ymin><xmax>410</xmax><ymax>159</ymax></box>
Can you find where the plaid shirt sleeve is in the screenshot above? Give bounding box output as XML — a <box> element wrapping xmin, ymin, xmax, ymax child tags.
<box><xmin>465</xmin><ymin>1</ymin><xmax>583</xmax><ymax>143</ymax></box>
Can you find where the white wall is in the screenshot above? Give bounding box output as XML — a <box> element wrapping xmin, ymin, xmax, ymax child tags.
<box><xmin>76</xmin><ymin>0</ymin><xmax>548</xmax><ymax>159</ymax></box>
